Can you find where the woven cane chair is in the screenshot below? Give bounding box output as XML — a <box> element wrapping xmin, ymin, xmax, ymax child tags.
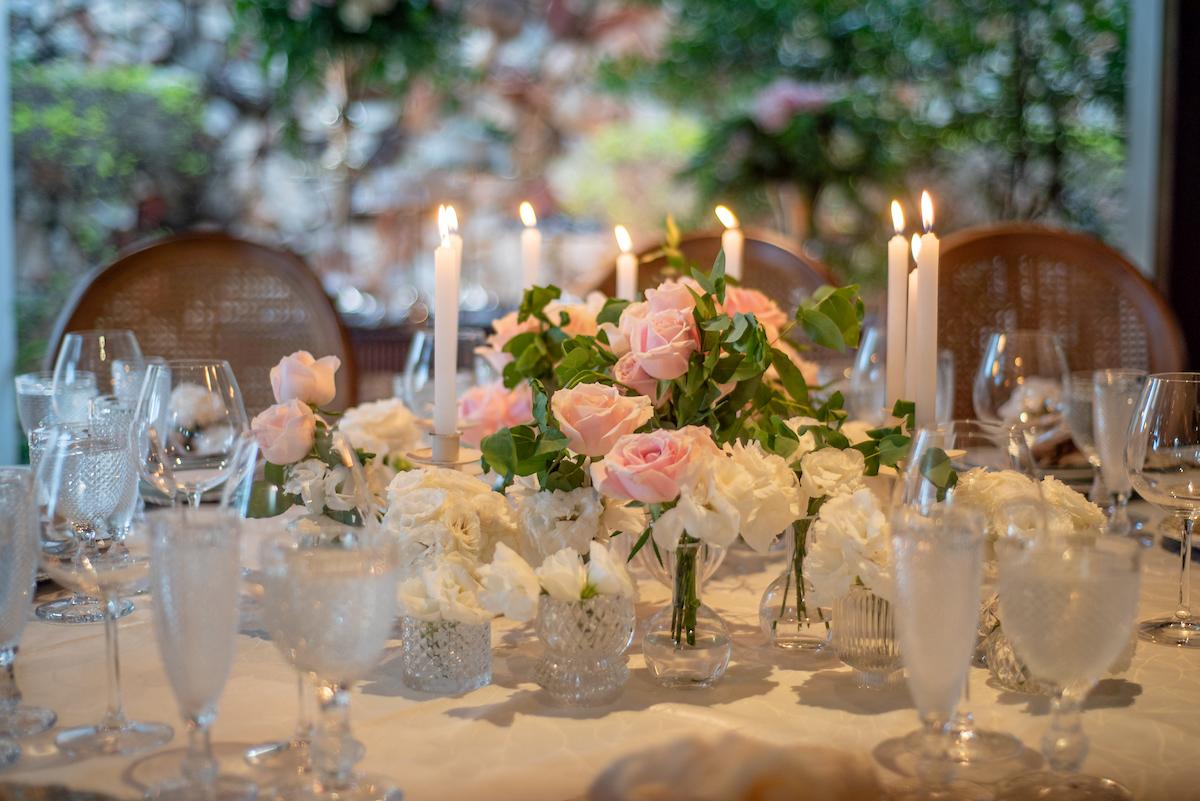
<box><xmin>593</xmin><ymin>228</ymin><xmax>837</xmax><ymax>308</ymax></box>
<box><xmin>938</xmin><ymin>223</ymin><xmax>1186</xmax><ymax>419</ymax></box>
<box><xmin>47</xmin><ymin>232</ymin><xmax>357</xmax><ymax>414</ymax></box>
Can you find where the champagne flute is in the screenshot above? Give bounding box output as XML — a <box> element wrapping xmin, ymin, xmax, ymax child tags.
<box><xmin>36</xmin><ymin>424</ymin><xmax>172</xmax><ymax>756</ymax></box>
<box><xmin>891</xmin><ymin>505</ymin><xmax>988</xmax><ymax>801</ymax></box>
<box><xmin>52</xmin><ymin>329</ymin><xmax>144</xmax><ymax>414</ymax></box>
<box><xmin>0</xmin><ymin>467</ymin><xmax>56</xmax><ymax>743</ymax></box>
<box><xmin>147</xmin><ymin>509</ymin><xmax>256</xmax><ymax>801</ymax></box>
<box><xmin>1092</xmin><ymin>370</ymin><xmax>1146</xmax><ymax>532</ymax></box>
<box><xmin>1062</xmin><ymin>371</ymin><xmax>1104</xmax><ymax>501</ymax></box>
<box><xmin>1124</xmin><ymin>372</ymin><xmax>1200</xmax><ymax>647</ymax></box>
<box><xmin>995</xmin><ymin>534</ymin><xmax>1142</xmax><ymax>800</ymax></box>
<box><xmin>133</xmin><ymin>360</ymin><xmax>249</xmax><ymax>508</ymax></box>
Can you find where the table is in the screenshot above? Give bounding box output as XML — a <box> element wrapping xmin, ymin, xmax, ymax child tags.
<box><xmin>6</xmin><ymin>512</ymin><xmax>1200</xmax><ymax>800</ymax></box>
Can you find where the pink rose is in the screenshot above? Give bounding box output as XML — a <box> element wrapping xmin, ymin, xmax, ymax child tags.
<box><xmin>628</xmin><ymin>309</ymin><xmax>701</xmax><ymax>380</ymax></box>
<box><xmin>721</xmin><ymin>286</ymin><xmax>789</xmax><ymax>340</ymax></box>
<box><xmin>551</xmin><ymin>383</ymin><xmax>653</xmax><ymax>457</ymax></box>
<box><xmin>270</xmin><ymin>351</ymin><xmax>340</xmax><ymax>406</ymax></box>
<box><xmin>459</xmin><ymin>381</ymin><xmax>534</xmax><ymax>448</ymax></box>
<box><xmin>251</xmin><ymin>400</ymin><xmax>317</xmax><ymax>465</ymax></box>
<box><xmin>644</xmin><ymin>279</ymin><xmax>700</xmax><ymax>315</ymax></box>
<box><xmin>613</xmin><ymin>352</ymin><xmax>665</xmax><ymax>406</ymax></box>
<box><xmin>590</xmin><ymin>427</ymin><xmax>718</xmax><ymax>505</ymax></box>
<box><xmin>478</xmin><ymin>311</ymin><xmax>540</xmax><ymax>373</ymax></box>
<box><xmin>546</xmin><ymin>297</ymin><xmax>601</xmax><ymax>338</ymax></box>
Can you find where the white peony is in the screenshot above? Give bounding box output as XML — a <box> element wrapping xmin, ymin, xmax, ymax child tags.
<box><xmin>724</xmin><ymin>442</ymin><xmax>803</xmax><ymax>553</ymax></box>
<box><xmin>337</xmin><ymin>398</ymin><xmax>423</xmax><ymax>459</ymax></box>
<box><xmin>587</xmin><ymin>540</ymin><xmax>637</xmax><ymax>598</ymax></box>
<box><xmin>397</xmin><ymin>556</ymin><xmax>491</xmax><ymax>625</ymax></box>
<box><xmin>535</xmin><ymin>547</ymin><xmax>588</xmax><ymax>602</ymax></box>
<box><xmin>808</xmin><ymin>488</ymin><xmax>893</xmax><ymax>606</ymax></box>
<box><xmin>478</xmin><ymin>543</ymin><xmax>541</xmax><ymax>622</ymax></box>
<box><xmin>800</xmin><ymin>447</ymin><xmax>866</xmax><ymax>499</ymax></box>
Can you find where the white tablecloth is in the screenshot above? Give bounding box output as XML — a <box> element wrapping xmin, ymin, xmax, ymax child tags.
<box><xmin>5</xmin><ymin>512</ymin><xmax>1200</xmax><ymax>800</ymax></box>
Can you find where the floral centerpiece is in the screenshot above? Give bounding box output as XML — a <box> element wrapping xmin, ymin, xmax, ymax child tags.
<box><xmin>248</xmin><ymin>351</ymin><xmax>421</xmax><ymax>525</ymax></box>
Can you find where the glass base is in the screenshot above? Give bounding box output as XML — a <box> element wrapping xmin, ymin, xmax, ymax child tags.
<box><xmin>56</xmin><ymin>720</ymin><xmax>174</xmax><ymax>758</ymax></box>
<box><xmin>278</xmin><ymin>774</ymin><xmax>402</xmax><ymax>801</ymax></box>
<box><xmin>642</xmin><ymin>604</ymin><xmax>732</xmax><ymax>689</ymax></box>
<box><xmin>35</xmin><ymin>595</ymin><xmax>133</xmax><ymax>624</ymax></box>
<box><xmin>244</xmin><ymin>738</ymin><xmax>310</xmax><ymax>772</ymax></box>
<box><xmin>946</xmin><ymin>725</ymin><xmax>1024</xmax><ymax>764</ymax></box>
<box><xmin>0</xmin><ymin>736</ymin><xmax>18</xmax><ymax>768</ymax></box>
<box><xmin>147</xmin><ymin>775</ymin><xmax>258</xmax><ymax>800</ymax></box>
<box><xmin>0</xmin><ymin>704</ymin><xmax>57</xmax><ymax>738</ymax></box>
<box><xmin>851</xmin><ymin>668</ymin><xmax>903</xmax><ymax>690</ymax></box>
<box><xmin>995</xmin><ymin>771</ymin><xmax>1131</xmax><ymax>801</ymax></box>
<box><xmin>1137</xmin><ymin>617</ymin><xmax>1200</xmax><ymax>647</ymax></box>
<box><xmin>890</xmin><ymin>780</ymin><xmax>992</xmax><ymax>801</ymax></box>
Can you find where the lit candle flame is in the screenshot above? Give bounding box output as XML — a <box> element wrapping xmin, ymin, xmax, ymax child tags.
<box><xmin>911</xmin><ymin>233</ymin><xmax>922</xmax><ymax>262</ymax></box>
<box><xmin>614</xmin><ymin>225</ymin><xmax>632</xmax><ymax>253</ymax></box>
<box><xmin>920</xmin><ymin>190</ymin><xmax>934</xmax><ymax>232</ymax></box>
<box><xmin>890</xmin><ymin>200</ymin><xmax>904</xmax><ymax>236</ymax></box>
<box><xmin>519</xmin><ymin>201</ymin><xmax>537</xmax><ymax>228</ymax></box>
<box><xmin>714</xmin><ymin>205</ymin><xmax>738</xmax><ymax>229</ymax></box>
<box><xmin>438</xmin><ymin>204</ymin><xmax>459</xmax><ymax>242</ymax></box>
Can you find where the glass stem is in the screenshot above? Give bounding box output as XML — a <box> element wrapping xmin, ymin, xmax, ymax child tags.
<box><xmin>914</xmin><ymin>717</ymin><xmax>955</xmax><ymax>788</ymax></box>
<box><xmin>182</xmin><ymin>712</ymin><xmax>219</xmax><ymax>794</ymax></box>
<box><xmin>0</xmin><ymin>646</ymin><xmax>20</xmax><ymax>717</ymax></box>
<box><xmin>1177</xmin><ymin>516</ymin><xmax>1195</xmax><ymax>623</ymax></box>
<box><xmin>296</xmin><ymin>672</ymin><xmax>315</xmax><ymax>746</ymax></box>
<box><xmin>99</xmin><ymin>592</ymin><xmax>127</xmax><ymax>732</ymax></box>
<box><xmin>190</xmin><ymin>491</ymin><xmax>204</xmax><ymax>510</ymax></box>
<box><xmin>1109</xmin><ymin>491</ymin><xmax>1131</xmax><ymax>534</ymax></box>
<box><xmin>312</xmin><ymin>680</ymin><xmax>357</xmax><ymax>791</ymax></box>
<box><xmin>1087</xmin><ymin>463</ymin><xmax>1104</xmax><ymax>504</ymax></box>
<box><xmin>1043</xmin><ymin>688</ymin><xmax>1087</xmax><ymax>773</ymax></box>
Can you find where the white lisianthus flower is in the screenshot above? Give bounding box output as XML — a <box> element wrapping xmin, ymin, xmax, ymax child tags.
<box><xmin>652</xmin><ymin>454</ymin><xmax>743</xmax><ymax>551</ymax></box>
<box><xmin>397</xmin><ymin>556</ymin><xmax>491</xmax><ymax>625</ymax></box>
<box><xmin>840</xmin><ymin>419</ymin><xmax>876</xmax><ymax>447</ymax></box>
<box><xmin>337</xmin><ymin>398</ymin><xmax>423</xmax><ymax>459</ymax></box>
<box><xmin>724</xmin><ymin>442</ymin><xmax>803</xmax><ymax>553</ymax></box>
<box><xmin>478</xmin><ymin>543</ymin><xmax>541</xmax><ymax>622</ymax></box>
<box><xmin>586</xmin><ymin>540</ymin><xmax>637</xmax><ymax>598</ymax></box>
<box><xmin>784</xmin><ymin>416</ymin><xmax>819</xmax><ymax>460</ymax></box>
<box><xmin>511</xmin><ymin>483</ymin><xmax>606</xmax><ymax>562</ymax></box>
<box><xmin>800</xmin><ymin>447</ymin><xmax>866</xmax><ymax>499</ymax></box>
<box><xmin>808</xmin><ymin>488</ymin><xmax>893</xmax><ymax>606</ymax></box>
<box><xmin>284</xmin><ymin>458</ymin><xmax>333</xmax><ymax>513</ymax></box>
<box><xmin>535</xmin><ymin>547</ymin><xmax>588</xmax><ymax>602</ymax></box>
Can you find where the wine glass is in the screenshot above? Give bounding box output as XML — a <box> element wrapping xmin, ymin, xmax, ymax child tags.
<box><xmin>52</xmin><ymin>329</ymin><xmax>144</xmax><ymax>411</ymax></box>
<box><xmin>1062</xmin><ymin>371</ymin><xmax>1103</xmax><ymax>501</ymax></box>
<box><xmin>995</xmin><ymin>533</ymin><xmax>1142</xmax><ymax>800</ymax></box>
<box><xmin>261</xmin><ymin>524</ymin><xmax>402</xmax><ymax>800</ymax></box>
<box><xmin>973</xmin><ymin>330</ymin><xmax>1069</xmax><ymax>471</ymax></box>
<box><xmin>1124</xmin><ymin>372</ymin><xmax>1200</xmax><ymax>647</ymax></box>
<box><xmin>147</xmin><ymin>508</ymin><xmax>256</xmax><ymax>801</ymax></box>
<box><xmin>896</xmin><ymin>419</ymin><xmax>1043</xmax><ymax>765</ymax></box>
<box><xmin>35</xmin><ymin>423</ymin><xmax>173</xmax><ymax>756</ymax></box>
<box><xmin>133</xmin><ymin>360</ymin><xmax>249</xmax><ymax>508</ymax></box>
<box><xmin>399</xmin><ymin>327</ymin><xmax>493</xmax><ymax>422</ymax></box>
<box><xmin>0</xmin><ymin>467</ymin><xmax>57</xmax><ymax>744</ymax></box>
<box><xmin>15</xmin><ymin>371</ymin><xmax>96</xmax><ymax>435</ymax></box>
<box><xmin>890</xmin><ymin>505</ymin><xmax>988</xmax><ymax>801</ymax></box>
<box><xmin>1092</xmin><ymin>370</ymin><xmax>1146</xmax><ymax>532</ymax></box>
<box><xmin>112</xmin><ymin>355</ymin><xmax>166</xmax><ymax>409</ymax></box>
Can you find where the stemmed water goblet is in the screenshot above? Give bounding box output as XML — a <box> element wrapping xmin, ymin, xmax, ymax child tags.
<box><xmin>35</xmin><ymin>423</ymin><xmax>173</xmax><ymax>756</ymax></box>
<box><xmin>994</xmin><ymin>533</ymin><xmax>1142</xmax><ymax>800</ymax></box>
<box><xmin>1124</xmin><ymin>372</ymin><xmax>1200</xmax><ymax>647</ymax></box>
<box><xmin>1091</xmin><ymin>369</ymin><xmax>1145</xmax><ymax>532</ymax></box>
<box><xmin>52</xmin><ymin>329</ymin><xmax>144</xmax><ymax>412</ymax></box>
<box><xmin>133</xmin><ymin>359</ymin><xmax>249</xmax><ymax>508</ymax></box>
<box><xmin>146</xmin><ymin>508</ymin><xmax>257</xmax><ymax>800</ymax></box>
<box><xmin>890</xmin><ymin>505</ymin><xmax>988</xmax><ymax>800</ymax></box>
<box><xmin>260</xmin><ymin>524</ymin><xmax>402</xmax><ymax>800</ymax></box>
<box><xmin>895</xmin><ymin>419</ymin><xmax>1044</xmax><ymax>765</ymax></box>
<box><xmin>0</xmin><ymin>467</ymin><xmax>57</xmax><ymax>749</ymax></box>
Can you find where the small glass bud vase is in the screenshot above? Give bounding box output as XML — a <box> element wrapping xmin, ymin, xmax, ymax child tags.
<box><xmin>642</xmin><ymin>537</ymin><xmax>732</xmax><ymax>688</ymax></box>
<box><xmin>400</xmin><ymin>616</ymin><xmax>492</xmax><ymax>695</ymax></box>
<box><xmin>758</xmin><ymin>516</ymin><xmax>830</xmax><ymax>651</ymax></box>
<box><xmin>534</xmin><ymin>595</ymin><xmax>636</xmax><ymax>706</ymax></box>
<box><xmin>831</xmin><ymin>585</ymin><xmax>902</xmax><ymax>689</ymax></box>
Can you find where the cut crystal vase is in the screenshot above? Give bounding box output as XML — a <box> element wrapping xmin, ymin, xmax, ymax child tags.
<box><xmin>831</xmin><ymin>585</ymin><xmax>902</xmax><ymax>688</ymax></box>
<box><xmin>399</xmin><ymin>617</ymin><xmax>491</xmax><ymax>695</ymax></box>
<box><xmin>534</xmin><ymin>595</ymin><xmax>635</xmax><ymax>706</ymax></box>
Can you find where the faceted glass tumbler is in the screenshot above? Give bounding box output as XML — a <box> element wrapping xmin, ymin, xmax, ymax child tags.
<box><xmin>399</xmin><ymin>617</ymin><xmax>491</xmax><ymax>695</ymax></box>
<box><xmin>831</xmin><ymin>585</ymin><xmax>902</xmax><ymax>688</ymax></box>
<box><xmin>758</xmin><ymin>517</ymin><xmax>830</xmax><ymax>651</ymax></box>
<box><xmin>534</xmin><ymin>595</ymin><xmax>635</xmax><ymax>706</ymax></box>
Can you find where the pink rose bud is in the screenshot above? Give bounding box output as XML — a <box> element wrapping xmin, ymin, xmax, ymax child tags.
<box><xmin>613</xmin><ymin>352</ymin><xmax>665</xmax><ymax>406</ymax></box>
<box><xmin>629</xmin><ymin>308</ymin><xmax>701</xmax><ymax>381</ymax></box>
<box><xmin>644</xmin><ymin>279</ymin><xmax>700</xmax><ymax>315</ymax></box>
<box><xmin>550</xmin><ymin>383</ymin><xmax>654</xmax><ymax>457</ymax></box>
<box><xmin>590</xmin><ymin>427</ymin><xmax>718</xmax><ymax>505</ymax></box>
<box><xmin>270</xmin><ymin>351</ymin><xmax>340</xmax><ymax>406</ymax></box>
<box><xmin>251</xmin><ymin>400</ymin><xmax>317</xmax><ymax>465</ymax></box>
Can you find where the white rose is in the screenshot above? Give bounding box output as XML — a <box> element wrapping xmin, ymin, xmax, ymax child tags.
<box><xmin>724</xmin><ymin>442</ymin><xmax>803</xmax><ymax>553</ymax></box>
<box><xmin>338</xmin><ymin>398</ymin><xmax>423</xmax><ymax>458</ymax></box>
<box><xmin>535</xmin><ymin>547</ymin><xmax>588</xmax><ymax>602</ymax></box>
<box><xmin>809</xmin><ymin>488</ymin><xmax>892</xmax><ymax>605</ymax></box>
<box><xmin>800</xmin><ymin>448</ymin><xmax>866</xmax><ymax>499</ymax></box>
<box><xmin>478</xmin><ymin>543</ymin><xmax>541</xmax><ymax>622</ymax></box>
<box><xmin>586</xmin><ymin>540</ymin><xmax>637</xmax><ymax>598</ymax></box>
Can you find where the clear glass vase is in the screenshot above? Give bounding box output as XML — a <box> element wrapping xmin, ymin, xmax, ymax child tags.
<box><xmin>534</xmin><ymin>595</ymin><xmax>635</xmax><ymax>706</ymax></box>
<box><xmin>399</xmin><ymin>617</ymin><xmax>491</xmax><ymax>695</ymax></box>
<box><xmin>758</xmin><ymin>516</ymin><xmax>830</xmax><ymax>651</ymax></box>
<box><xmin>642</xmin><ymin>538</ymin><xmax>732</xmax><ymax>688</ymax></box>
<box><xmin>831</xmin><ymin>585</ymin><xmax>902</xmax><ymax>689</ymax></box>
